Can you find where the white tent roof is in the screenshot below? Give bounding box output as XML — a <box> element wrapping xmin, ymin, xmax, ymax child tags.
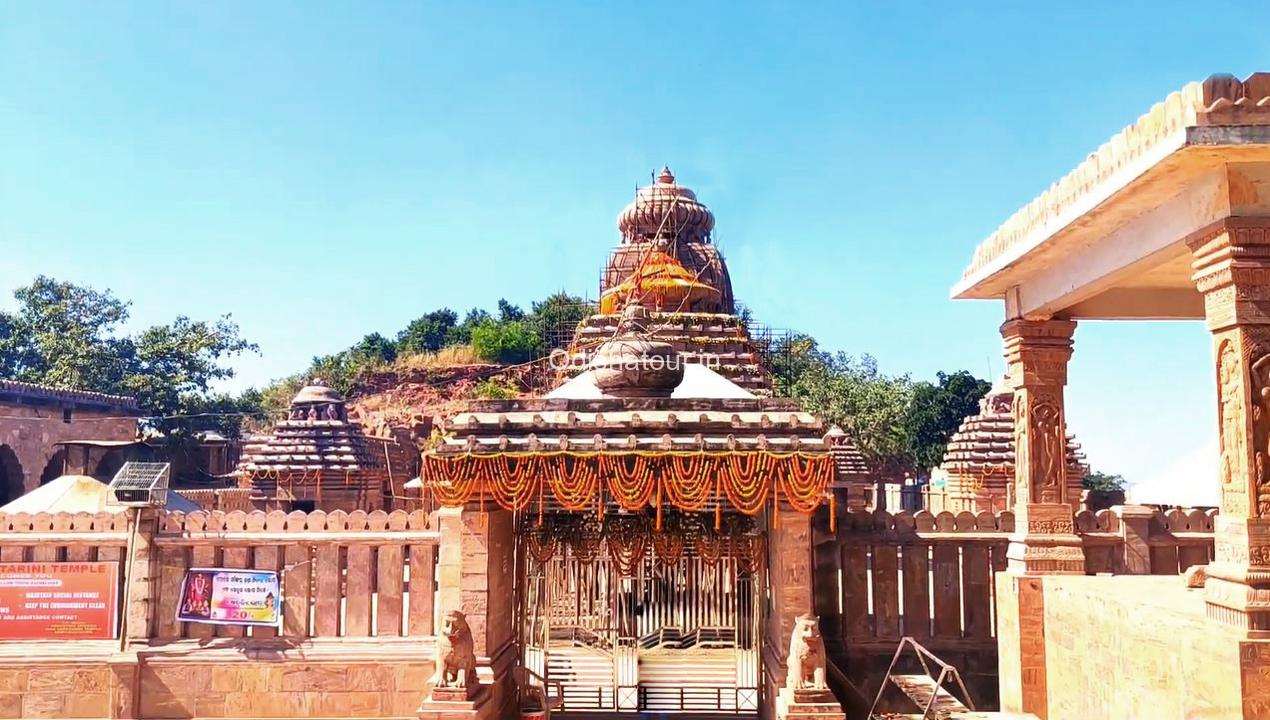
<box><xmin>0</xmin><ymin>475</ymin><xmax>199</xmax><ymax>514</ymax></box>
<box><xmin>547</xmin><ymin>364</ymin><xmax>755</xmax><ymax>400</ymax></box>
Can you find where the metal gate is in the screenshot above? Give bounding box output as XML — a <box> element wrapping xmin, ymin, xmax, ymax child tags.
<box><xmin>520</xmin><ymin>527</ymin><xmax>763</xmax><ymax>713</ymax></box>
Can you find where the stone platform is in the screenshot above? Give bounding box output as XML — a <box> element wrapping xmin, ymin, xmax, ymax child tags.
<box><xmin>997</xmin><ymin>573</ymin><xmax>1270</xmax><ymax>719</ymax></box>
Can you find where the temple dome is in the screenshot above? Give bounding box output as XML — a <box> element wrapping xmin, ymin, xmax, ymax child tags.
<box><xmin>292</xmin><ymin>378</ymin><xmax>344</xmax><ymax>406</ymax></box>
<box><xmin>586</xmin><ymin>305</ymin><xmax>684</xmax><ymax>397</ymax></box>
<box><xmin>617</xmin><ymin>167</ymin><xmax>715</xmax><ymax>244</ymax></box>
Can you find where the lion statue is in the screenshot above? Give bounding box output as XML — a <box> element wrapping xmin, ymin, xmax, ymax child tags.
<box><xmin>785</xmin><ymin>614</ymin><xmax>827</xmax><ymax>691</ymax></box>
<box><xmin>431</xmin><ymin>610</ymin><xmax>479</xmax><ymax>689</ymax></box>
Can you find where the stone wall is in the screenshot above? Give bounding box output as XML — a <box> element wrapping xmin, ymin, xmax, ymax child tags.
<box><xmin>0</xmin><ymin>508</ymin><xmax>444</xmax><ymax>719</ymax></box>
<box><xmin>996</xmin><ymin>574</ymin><xmax>1265</xmax><ymax>719</ymax></box>
<box><xmin>812</xmin><ymin>505</ymin><xmax>1216</xmax><ymax>716</ymax></box>
<box><xmin>0</xmin><ymin>400</ymin><xmax>135</xmax><ymax>496</ymax></box>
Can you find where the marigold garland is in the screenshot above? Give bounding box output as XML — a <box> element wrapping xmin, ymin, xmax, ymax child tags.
<box><xmin>603</xmin><ymin>455</ymin><xmax>655</xmax><ymax>510</ymax></box>
<box><xmin>420</xmin><ymin>450</ymin><xmax>831</xmax><ymax>515</ymax></box>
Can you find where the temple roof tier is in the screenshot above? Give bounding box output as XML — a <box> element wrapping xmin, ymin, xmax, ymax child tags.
<box><xmin>938</xmin><ymin>382</ymin><xmax>1088</xmax><ymax>478</ymax></box>
<box><xmin>236</xmin><ymin>379</ymin><xmax>399</xmax><ymax>480</ymax></box>
<box><xmin>567</xmin><ymin>311</ymin><xmax>770</xmax><ymax>394</ymax></box>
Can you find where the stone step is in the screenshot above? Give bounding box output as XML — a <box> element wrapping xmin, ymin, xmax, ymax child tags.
<box><xmin>888</xmin><ymin>674</ymin><xmax>970</xmax><ymax>716</ymax></box>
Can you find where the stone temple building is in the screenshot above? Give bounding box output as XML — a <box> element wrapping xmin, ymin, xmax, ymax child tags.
<box><xmin>415</xmin><ymin>171</ymin><xmax>869</xmax><ymax>720</ymax></box>
<box><xmin>567</xmin><ymin>168</ymin><xmax>772</xmax><ymax>395</ymax></box>
<box><xmin>237</xmin><ymin>379</ymin><xmax>414</xmax><ymax>511</ymax></box>
<box><xmin>938</xmin><ymin>378</ymin><xmax>1087</xmax><ymax>512</ymax></box>
<box><xmin>0</xmin><ymin>380</ymin><xmax>138</xmax><ymax>504</ymax></box>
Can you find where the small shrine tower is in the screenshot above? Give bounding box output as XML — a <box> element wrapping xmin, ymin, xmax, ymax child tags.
<box><xmin>236</xmin><ymin>379</ymin><xmax>413</xmax><ymax>511</ymax></box>
<box><xmin>938</xmin><ymin>378</ymin><xmax>1087</xmax><ymax>512</ymax></box>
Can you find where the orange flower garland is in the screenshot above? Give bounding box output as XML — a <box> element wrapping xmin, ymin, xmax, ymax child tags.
<box><xmin>721</xmin><ymin>453</ymin><xmax>771</xmax><ymax>515</ymax></box>
<box><xmin>485</xmin><ymin>456</ymin><xmax>538</xmax><ymax>511</ymax></box>
<box><xmin>549</xmin><ymin>455</ymin><xmax>600</xmax><ymax>511</ymax></box>
<box><xmin>419</xmin><ymin>451</ymin><xmax>832</xmax><ymax>515</ymax></box>
<box><xmin>661</xmin><ymin>455</ymin><xmax>714</xmax><ymax>512</ymax></box>
<box><xmin>603</xmin><ymin>455</ymin><xmax>655</xmax><ymax>510</ymax></box>
<box><xmin>778</xmin><ymin>454</ymin><xmax>833</xmax><ymax>513</ymax></box>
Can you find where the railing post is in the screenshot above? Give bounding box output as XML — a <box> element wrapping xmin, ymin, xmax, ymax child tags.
<box><xmin>1115</xmin><ymin>505</ymin><xmax>1155</xmax><ymax>574</ymax></box>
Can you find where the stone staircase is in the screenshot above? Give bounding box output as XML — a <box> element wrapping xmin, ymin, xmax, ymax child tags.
<box><xmin>546</xmin><ymin>645</ymin><xmax>615</xmax><ymax>710</ymax></box>
<box><xmin>640</xmin><ymin>649</ymin><xmax>749</xmax><ymax>712</ymax></box>
<box><xmin>869</xmin><ymin>638</ymin><xmax>1038</xmax><ymax>720</ymax></box>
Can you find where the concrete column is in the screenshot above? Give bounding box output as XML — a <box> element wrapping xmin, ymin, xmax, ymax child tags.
<box><xmin>1190</xmin><ymin>218</ymin><xmax>1270</xmax><ymax>636</ymax></box>
<box><xmin>1001</xmin><ymin>318</ymin><xmax>1085</xmax><ymax>576</ymax></box>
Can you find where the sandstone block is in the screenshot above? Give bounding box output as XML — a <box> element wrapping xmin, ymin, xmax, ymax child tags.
<box><xmin>21</xmin><ymin>692</ymin><xmax>65</xmax><ymax>718</ymax></box>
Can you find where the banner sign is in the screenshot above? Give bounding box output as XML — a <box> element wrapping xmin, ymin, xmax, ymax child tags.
<box><xmin>177</xmin><ymin>568</ymin><xmax>281</xmax><ymax>627</ymax></box>
<box><xmin>0</xmin><ymin>562</ymin><xmax>118</xmax><ymax>639</ymax></box>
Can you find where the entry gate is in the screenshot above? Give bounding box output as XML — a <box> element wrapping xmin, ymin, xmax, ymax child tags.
<box><xmin>521</xmin><ymin>532</ymin><xmax>763</xmax><ymax>713</ymax></box>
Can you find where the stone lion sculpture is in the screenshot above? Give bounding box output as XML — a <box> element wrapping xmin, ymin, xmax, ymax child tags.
<box><xmin>785</xmin><ymin>614</ymin><xmax>827</xmax><ymax>691</ymax></box>
<box><xmin>431</xmin><ymin>610</ymin><xmax>478</xmax><ymax>689</ymax></box>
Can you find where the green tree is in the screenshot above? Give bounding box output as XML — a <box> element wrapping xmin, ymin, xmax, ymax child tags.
<box><xmin>497</xmin><ymin>299</ymin><xmax>525</xmax><ymax>322</ymax></box>
<box><xmin>0</xmin><ymin>276</ymin><xmax>257</xmax><ymax>437</ymax></box>
<box><xmin>397</xmin><ymin>308</ymin><xmax>458</xmax><ymax>353</ymax></box>
<box><xmin>470</xmin><ymin>320</ymin><xmax>542</xmax><ymax>364</ymax></box>
<box><xmin>904</xmin><ymin>370</ymin><xmax>992</xmax><ymax>474</ymax></box>
<box><xmin>784</xmin><ymin>345</ymin><xmax>915</xmax><ymax>479</ymax></box>
<box><xmin>1083</xmin><ymin>470</ymin><xmax>1126</xmax><ymax>493</ymax></box>
<box><xmin>351</xmin><ymin>332</ymin><xmax>397</xmax><ymax>363</ymax></box>
<box><xmin>446</xmin><ymin>308</ymin><xmax>492</xmax><ymax>345</ymax></box>
<box><xmin>528</xmin><ymin>292</ymin><xmax>592</xmax><ymax>350</ymax></box>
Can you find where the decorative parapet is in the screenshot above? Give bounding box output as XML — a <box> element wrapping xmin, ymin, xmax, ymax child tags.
<box><xmin>959</xmin><ymin>73</ymin><xmax>1270</xmax><ymax>288</ymax></box>
<box><xmin>0</xmin><ymin>379</ymin><xmax>138</xmax><ymax>411</ymax></box>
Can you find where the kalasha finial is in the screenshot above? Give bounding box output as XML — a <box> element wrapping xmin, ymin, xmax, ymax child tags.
<box><xmin>657</xmin><ymin>166</ymin><xmax>675</xmax><ymax>184</ymax></box>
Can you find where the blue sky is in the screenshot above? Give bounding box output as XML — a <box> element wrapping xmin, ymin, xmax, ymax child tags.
<box><xmin>3</xmin><ymin>2</ymin><xmax>1267</xmax><ymax>501</ymax></box>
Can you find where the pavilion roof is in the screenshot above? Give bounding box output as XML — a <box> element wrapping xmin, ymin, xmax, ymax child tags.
<box><xmin>954</xmin><ymin>72</ymin><xmax>1270</xmax><ymax>302</ymax></box>
<box><xmin>431</xmin><ymin>396</ymin><xmax>869</xmax><ymax>476</ymax></box>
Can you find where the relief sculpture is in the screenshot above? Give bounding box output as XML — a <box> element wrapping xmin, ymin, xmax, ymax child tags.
<box><xmin>1250</xmin><ymin>352</ymin><xmax>1270</xmax><ymax>516</ymax></box>
<box><xmin>1218</xmin><ymin>340</ymin><xmax>1249</xmax><ymax>515</ymax></box>
<box><xmin>1033</xmin><ymin>399</ymin><xmax>1064</xmax><ymax>504</ymax></box>
<box><xmin>1012</xmin><ymin>392</ymin><xmax>1029</xmax><ymax>505</ymax></box>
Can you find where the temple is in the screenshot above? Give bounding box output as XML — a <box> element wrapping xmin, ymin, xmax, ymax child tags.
<box><xmin>238</xmin><ymin>379</ymin><xmax>414</xmax><ymax>511</ymax></box>
<box><xmin>937</xmin><ymin>378</ymin><xmax>1087</xmax><ymax>513</ymax></box>
<box><xmin>0</xmin><ymin>137</ymin><xmax>1251</xmax><ymax>718</ymax></box>
<box><xmin>416</xmin><ymin>172</ymin><xmax>865</xmax><ymax>720</ymax></box>
<box><xmin>568</xmin><ymin>168</ymin><xmax>771</xmax><ymax>395</ymax></box>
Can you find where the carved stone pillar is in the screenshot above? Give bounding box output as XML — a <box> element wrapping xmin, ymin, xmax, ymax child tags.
<box><xmin>1190</xmin><ymin>218</ymin><xmax>1270</xmax><ymax>635</ymax></box>
<box><xmin>1001</xmin><ymin>318</ymin><xmax>1085</xmax><ymax>575</ymax></box>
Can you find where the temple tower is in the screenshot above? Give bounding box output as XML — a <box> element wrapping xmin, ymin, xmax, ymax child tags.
<box><xmin>237</xmin><ymin>379</ymin><xmax>413</xmax><ymax>511</ymax></box>
<box><xmin>568</xmin><ymin>168</ymin><xmax>771</xmax><ymax>394</ymax></box>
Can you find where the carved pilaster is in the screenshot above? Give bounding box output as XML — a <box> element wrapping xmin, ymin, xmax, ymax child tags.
<box><xmin>1189</xmin><ymin>218</ymin><xmax>1270</xmax><ymax>635</ymax></box>
<box><xmin>1001</xmin><ymin>318</ymin><xmax>1085</xmax><ymax>575</ymax></box>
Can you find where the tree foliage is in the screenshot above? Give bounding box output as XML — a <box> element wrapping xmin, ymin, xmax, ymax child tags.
<box><xmin>471</xmin><ymin>320</ymin><xmax>541</xmax><ymax>364</ymax></box>
<box><xmin>0</xmin><ymin>276</ymin><xmax>257</xmax><ymax>437</ymax></box>
<box><xmin>396</xmin><ymin>308</ymin><xmax>458</xmax><ymax>353</ymax></box>
<box><xmin>778</xmin><ymin>335</ymin><xmax>989</xmax><ymax>479</ymax></box>
<box><xmin>530</xmin><ymin>292</ymin><xmax>591</xmax><ymax>350</ymax></box>
<box><xmin>1083</xmin><ymin>470</ymin><xmax>1126</xmax><ymax>493</ymax></box>
<box><xmin>904</xmin><ymin>371</ymin><xmax>992</xmax><ymax>472</ymax></box>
